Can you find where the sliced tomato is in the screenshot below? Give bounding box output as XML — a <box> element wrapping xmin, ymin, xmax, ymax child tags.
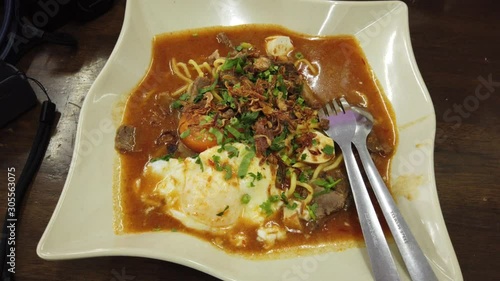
<box><xmin>178</xmin><ymin>113</ymin><xmax>218</xmax><ymax>153</ymax></box>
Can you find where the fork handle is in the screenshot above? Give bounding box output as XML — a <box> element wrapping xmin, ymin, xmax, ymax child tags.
<box><xmin>339</xmin><ymin>143</ymin><xmax>401</xmax><ymax>281</ymax></box>
<box><xmin>354</xmin><ymin>141</ymin><xmax>438</xmax><ymax>281</ymax></box>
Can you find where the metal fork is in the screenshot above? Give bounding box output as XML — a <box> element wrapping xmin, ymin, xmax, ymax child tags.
<box><xmin>341</xmin><ymin>98</ymin><xmax>438</xmax><ymax>281</ymax></box>
<box><xmin>319</xmin><ymin>100</ymin><xmax>401</xmax><ymax>281</ymax></box>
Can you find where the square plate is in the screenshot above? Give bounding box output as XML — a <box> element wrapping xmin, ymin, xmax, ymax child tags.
<box><xmin>37</xmin><ymin>1</ymin><xmax>463</xmax><ymax>280</ymax></box>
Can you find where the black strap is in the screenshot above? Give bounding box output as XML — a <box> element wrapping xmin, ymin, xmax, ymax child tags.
<box><xmin>0</xmin><ymin>100</ymin><xmax>56</xmax><ymax>281</ymax></box>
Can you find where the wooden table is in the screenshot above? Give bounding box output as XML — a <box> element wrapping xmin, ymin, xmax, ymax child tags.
<box><xmin>1</xmin><ymin>0</ymin><xmax>498</xmax><ymax>280</ymax></box>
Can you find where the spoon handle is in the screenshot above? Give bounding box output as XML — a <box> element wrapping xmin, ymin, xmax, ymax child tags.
<box><xmin>339</xmin><ymin>143</ymin><xmax>401</xmax><ymax>281</ymax></box>
<box><xmin>354</xmin><ymin>141</ymin><xmax>438</xmax><ymax>281</ymax></box>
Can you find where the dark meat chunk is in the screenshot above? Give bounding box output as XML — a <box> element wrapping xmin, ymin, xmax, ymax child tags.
<box><xmin>279</xmin><ymin>62</ymin><xmax>300</xmax><ymax>77</ymax></box>
<box><xmin>294</xmin><ymin>132</ymin><xmax>315</xmax><ymax>152</ymax></box>
<box><xmin>313</xmin><ymin>169</ymin><xmax>350</xmax><ymax>220</ymax></box>
<box><xmin>188</xmin><ymin>76</ymin><xmax>211</xmax><ymax>97</ymax></box>
<box><xmin>216</xmin><ymin>32</ymin><xmax>233</xmax><ymax>48</ymax></box>
<box><xmin>221</xmin><ymin>108</ymin><xmax>235</xmax><ymax>119</ymax></box>
<box><xmin>207</xmin><ymin>49</ymin><xmax>220</xmax><ymax>64</ymax></box>
<box><xmin>319</xmin><ymin>118</ymin><xmax>329</xmax><ymax>130</ymax></box>
<box><xmin>155</xmin><ymin>130</ymin><xmax>178</xmax><ymax>154</ymax></box>
<box><xmin>367</xmin><ymin>131</ymin><xmax>393</xmax><ymax>156</ymax></box>
<box><xmin>253</xmin><ymin>118</ymin><xmax>273</xmax><ymax>157</ymax></box>
<box><xmin>115</xmin><ymin>125</ymin><xmax>137</xmax><ymax>153</ymax></box>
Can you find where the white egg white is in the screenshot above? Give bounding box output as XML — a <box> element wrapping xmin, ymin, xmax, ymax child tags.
<box><xmin>144</xmin><ymin>143</ymin><xmax>281</xmax><ymax>235</ymax></box>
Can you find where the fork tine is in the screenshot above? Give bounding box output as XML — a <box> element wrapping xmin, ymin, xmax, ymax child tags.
<box><xmin>340</xmin><ymin>97</ymin><xmax>351</xmax><ymax>111</ymax></box>
<box><xmin>324</xmin><ymin>101</ymin><xmax>335</xmax><ymax>116</ymax></box>
<box><xmin>332</xmin><ymin>99</ymin><xmax>343</xmax><ymax>114</ymax></box>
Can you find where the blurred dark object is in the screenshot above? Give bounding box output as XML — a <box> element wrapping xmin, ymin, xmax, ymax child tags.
<box><xmin>1</xmin><ymin>0</ymin><xmax>115</xmax><ymax>64</ymax></box>
<box><xmin>20</xmin><ymin>0</ymin><xmax>116</xmax><ymax>29</ymax></box>
<box><xmin>0</xmin><ymin>61</ymin><xmax>37</xmax><ymax>128</ymax></box>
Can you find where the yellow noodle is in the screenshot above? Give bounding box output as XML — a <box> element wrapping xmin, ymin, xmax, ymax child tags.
<box><xmin>296</xmin><ymin>182</ymin><xmax>314</xmax><ymax>204</ymax></box>
<box><xmin>211</xmin><ymin>89</ymin><xmax>223</xmax><ymax>101</ymax></box>
<box><xmin>201</xmin><ymin>62</ymin><xmax>212</xmax><ymax>75</ymax></box>
<box><xmin>213</xmin><ymin>58</ymin><xmax>226</xmax><ymax>72</ymax></box>
<box><xmin>186</xmin><ymin>82</ymin><xmax>193</xmax><ymax>95</ymax></box>
<box><xmin>171</xmin><ymin>58</ymin><xmax>193</xmax><ymax>83</ymax></box>
<box><xmin>292</xmin><ymin>162</ymin><xmax>307</xmax><ymax>168</ymax></box>
<box><xmin>296</xmin><ymin>123</ymin><xmax>320</xmax><ymax>131</ymax></box>
<box><xmin>294</xmin><ymin>59</ymin><xmax>318</xmax><ymax>75</ymax></box>
<box><xmin>170</xmin><ymin>84</ymin><xmax>189</xmax><ymax>97</ymax></box>
<box><xmin>286</xmin><ymin>170</ymin><xmax>297</xmax><ymax>197</ymax></box>
<box><xmin>323</xmin><ymin>154</ymin><xmax>344</xmax><ymax>172</ymax></box>
<box><xmin>177</xmin><ymin>62</ymin><xmax>192</xmax><ymax>78</ymax></box>
<box><xmin>284</xmin><ymin>135</ymin><xmax>294</xmax><ymax>155</ymax></box>
<box><xmin>188</xmin><ymin>59</ymin><xmax>204</xmax><ymax>77</ymax></box>
<box><xmin>254</xmin><ymin>135</ymin><xmax>272</xmax><ymax>146</ymax></box>
<box><xmin>312</xmin><ymin>161</ymin><xmax>329</xmax><ymax>180</ymax></box>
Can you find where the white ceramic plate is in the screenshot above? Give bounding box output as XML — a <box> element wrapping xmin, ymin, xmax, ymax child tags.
<box><xmin>37</xmin><ymin>1</ymin><xmax>463</xmax><ymax>280</ymax></box>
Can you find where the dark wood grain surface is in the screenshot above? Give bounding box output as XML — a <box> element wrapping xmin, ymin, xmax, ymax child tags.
<box><xmin>1</xmin><ymin>0</ymin><xmax>498</xmax><ymax>280</ymax></box>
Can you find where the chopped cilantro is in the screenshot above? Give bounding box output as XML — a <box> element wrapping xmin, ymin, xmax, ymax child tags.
<box><xmin>307</xmin><ymin>203</ymin><xmax>318</xmax><ymax>220</ymax></box>
<box><xmin>195</xmin><ymin>155</ymin><xmax>204</xmax><ymax>172</ymax></box>
<box><xmin>221</xmin><ymin>91</ymin><xmax>236</xmax><ymax>108</ymax></box>
<box><xmin>226</xmin><ymin>145</ymin><xmax>240</xmax><ymax>158</ymax></box>
<box><xmin>240</xmin><ymin>111</ymin><xmax>260</xmax><ymax>124</ymax></box>
<box><xmin>196</xmin><ymin>74</ymin><xmax>219</xmax><ymax>101</ymax></box>
<box><xmin>179</xmin><ymin>93</ymin><xmax>190</xmax><ymax>101</ymax></box>
<box><xmin>322</xmin><ymin>144</ymin><xmax>334</xmax><ymax>155</ymax></box>
<box><xmin>259</xmin><ymin>200</ymin><xmax>273</xmax><ymax>216</ymax></box>
<box><xmin>313</xmin><ymin>177</ymin><xmax>341</xmax><ymax>197</ymax></box>
<box><xmin>216</xmin><ymin>205</ymin><xmax>229</xmax><ymax>216</ymax></box>
<box><xmin>269</xmin><ymin>195</ymin><xmax>280</xmax><ymax>203</ymax></box>
<box><xmin>220</xmin><ymin>57</ymin><xmax>245</xmax><ymax>72</ymax></box>
<box><xmin>280</xmin><ymin>192</ymin><xmax>289</xmax><ymax>204</ymax></box>
<box><xmin>298</xmin><ymin>172</ymin><xmax>308</xmax><ymax>183</ymax></box>
<box><xmin>171</xmin><ymin>100</ymin><xmax>183</xmax><ymax>109</ymax></box>
<box><xmin>248</xmin><ymin>172</ymin><xmax>263</xmax><ymax>187</ymax></box>
<box><xmin>293</xmin><ymin>192</ymin><xmax>305</xmax><ymax>200</ymax></box>
<box><xmin>270</xmin><ymin>127</ymin><xmax>288</xmax><ymax>151</ymax></box>
<box><xmin>150</xmin><ymin>154</ymin><xmax>173</xmax><ymax>162</ymax></box>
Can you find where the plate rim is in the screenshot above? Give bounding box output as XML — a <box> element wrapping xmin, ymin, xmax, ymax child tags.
<box><xmin>36</xmin><ymin>1</ymin><xmax>462</xmax><ymax>280</ymax></box>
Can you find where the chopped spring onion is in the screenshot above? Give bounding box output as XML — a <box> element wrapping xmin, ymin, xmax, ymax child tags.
<box><xmin>226</xmin><ymin>125</ymin><xmax>242</xmax><ymax>139</ymax></box>
<box><xmin>241</xmin><ymin>194</ymin><xmax>251</xmax><ymax>204</ymax></box>
<box><xmin>179</xmin><ymin>129</ymin><xmax>190</xmax><ymax>139</ymax></box>
<box><xmin>208</xmin><ymin>127</ymin><xmax>224</xmax><ymax>144</ymax></box>
<box><xmin>238</xmin><ymin>149</ymin><xmax>256</xmax><ymax>178</ymax></box>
